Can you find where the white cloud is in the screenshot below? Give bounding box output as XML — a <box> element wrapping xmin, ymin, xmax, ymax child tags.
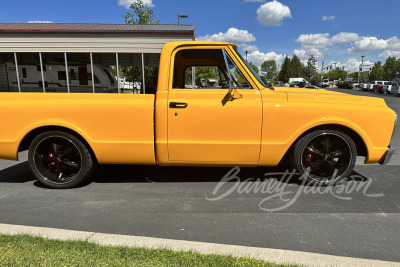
<box><xmin>343</xmin><ymin>58</ymin><xmax>373</xmax><ymax>72</ymax></box>
<box><xmin>379</xmin><ymin>37</ymin><xmax>400</xmax><ymax>57</ymax></box>
<box><xmin>294</xmin><ymin>48</ymin><xmax>322</xmax><ymax>60</ymax></box>
<box><xmin>322</xmin><ymin>15</ymin><xmax>335</xmax><ymax>21</ymax></box>
<box><xmin>247</xmin><ymin>50</ymin><xmax>284</xmax><ymax>67</ymax></box>
<box><xmin>294</xmin><ymin>32</ymin><xmax>400</xmax><ymax>70</ymax></box>
<box><xmin>118</xmin><ymin>0</ymin><xmax>154</xmax><ymax>9</ymax></box>
<box><xmin>348</xmin><ymin>37</ymin><xmax>388</xmax><ymax>53</ymax></box>
<box><xmin>379</xmin><ymin>50</ymin><xmax>400</xmax><ymax>58</ymax></box>
<box><xmin>256</xmin><ymin>0</ymin><xmax>291</xmax><ymax>26</ymax></box>
<box><xmin>297</xmin><ymin>32</ymin><xmax>361</xmax><ymax>50</ymax></box>
<box><xmin>327</xmin><ymin>60</ymin><xmax>343</xmax><ymax>69</ymax></box>
<box><xmin>331</xmin><ymin>32</ymin><xmax>360</xmax><ymax>43</ymax></box>
<box><xmin>27</xmin><ymin>21</ymin><xmax>53</xmax><ymax>23</ymax></box>
<box><xmin>238</xmin><ymin>43</ymin><xmax>259</xmax><ymax>52</ymax></box>
<box><xmin>295</xmin><ymin>32</ymin><xmax>363</xmax><ymax>61</ymax></box>
<box><xmin>343</xmin><ymin>58</ymin><xmax>359</xmax><ymax>72</ymax></box>
<box><xmin>387</xmin><ymin>36</ymin><xmax>400</xmax><ymax>50</ymax></box>
<box><xmin>344</xmin><ymin>36</ymin><xmax>400</xmax><ymax>58</ymax></box>
<box><xmin>296</xmin><ymin>33</ymin><xmax>331</xmax><ymax>49</ymax></box>
<box><xmin>293</xmin><ymin>49</ymin><xmax>307</xmax><ymax>59</ymax></box>
<box><xmin>197</xmin><ymin>28</ymin><xmax>256</xmax><ymax>43</ymax></box>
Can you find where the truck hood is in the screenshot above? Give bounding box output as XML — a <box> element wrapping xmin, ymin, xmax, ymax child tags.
<box><xmin>273</xmin><ymin>86</ymin><xmax>343</xmax><ymax>94</ymax></box>
<box><xmin>271</xmin><ymin>86</ymin><xmax>386</xmax><ymax>106</ymax></box>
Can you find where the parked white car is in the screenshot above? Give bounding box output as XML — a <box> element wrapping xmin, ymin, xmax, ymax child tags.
<box><xmin>369</xmin><ymin>81</ymin><xmax>381</xmax><ymax>91</ymax></box>
<box><xmin>360</xmin><ymin>83</ymin><xmax>366</xmax><ymax>90</ymax></box>
<box><xmin>382</xmin><ymin>81</ymin><xmax>392</xmax><ymax>94</ymax></box>
<box><xmin>321</xmin><ymin>79</ymin><xmax>330</xmax><ymax>87</ymax></box>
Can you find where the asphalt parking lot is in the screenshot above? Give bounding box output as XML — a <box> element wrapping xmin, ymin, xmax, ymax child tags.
<box><xmin>0</xmin><ymin>88</ymin><xmax>399</xmax><ymax>263</ymax></box>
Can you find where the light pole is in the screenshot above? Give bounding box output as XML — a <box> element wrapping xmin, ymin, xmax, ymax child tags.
<box><xmin>358</xmin><ymin>55</ymin><xmax>365</xmax><ymax>84</ymax></box>
<box><xmin>245</xmin><ymin>51</ymin><xmax>248</xmax><ymax>61</ymax></box>
<box><xmin>178</xmin><ymin>14</ymin><xmax>188</xmax><ymax>25</ymax></box>
<box><xmin>320</xmin><ymin>55</ymin><xmax>327</xmax><ymax>84</ymax></box>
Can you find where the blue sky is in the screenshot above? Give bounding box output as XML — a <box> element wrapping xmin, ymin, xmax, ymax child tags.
<box><xmin>1</xmin><ymin>0</ymin><xmax>399</xmax><ymax>71</ymax></box>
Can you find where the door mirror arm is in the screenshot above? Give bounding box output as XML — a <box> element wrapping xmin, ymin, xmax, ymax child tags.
<box><xmin>222</xmin><ymin>49</ymin><xmax>242</xmax><ymax>99</ymax></box>
<box><xmin>222</xmin><ymin>49</ymin><xmax>234</xmax><ymax>92</ymax></box>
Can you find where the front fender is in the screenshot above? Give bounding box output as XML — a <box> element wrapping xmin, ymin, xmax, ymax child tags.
<box><xmin>258</xmin><ymin>100</ymin><xmax>393</xmax><ymax>166</ymax></box>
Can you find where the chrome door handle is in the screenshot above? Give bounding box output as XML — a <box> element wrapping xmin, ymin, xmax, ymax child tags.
<box><xmin>169</xmin><ymin>102</ymin><xmax>188</xmax><ymax>108</ymax></box>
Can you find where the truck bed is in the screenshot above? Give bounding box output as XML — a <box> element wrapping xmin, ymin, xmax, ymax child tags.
<box><xmin>0</xmin><ymin>93</ymin><xmax>156</xmax><ymax>164</ymax></box>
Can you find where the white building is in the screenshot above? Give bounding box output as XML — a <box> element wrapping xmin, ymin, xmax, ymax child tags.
<box><xmin>0</xmin><ymin>23</ymin><xmax>194</xmax><ymax>93</ymax></box>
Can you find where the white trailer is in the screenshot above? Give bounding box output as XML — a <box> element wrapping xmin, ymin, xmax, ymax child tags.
<box><xmin>2</xmin><ymin>62</ymin><xmax>117</xmax><ymax>93</ymax></box>
<box><xmin>289</xmin><ymin>77</ymin><xmax>308</xmax><ymax>84</ymax></box>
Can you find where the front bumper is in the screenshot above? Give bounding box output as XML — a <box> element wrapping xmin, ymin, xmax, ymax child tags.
<box><xmin>380</xmin><ymin>146</ymin><xmax>395</xmax><ymax>165</ymax></box>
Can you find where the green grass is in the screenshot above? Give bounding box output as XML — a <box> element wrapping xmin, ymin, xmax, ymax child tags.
<box><xmin>0</xmin><ymin>234</ymin><xmax>299</xmax><ymax>267</ymax></box>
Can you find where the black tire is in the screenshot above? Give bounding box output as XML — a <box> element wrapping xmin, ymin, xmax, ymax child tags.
<box><xmin>28</xmin><ymin>131</ymin><xmax>96</xmax><ymax>189</ymax></box>
<box><xmin>290</xmin><ymin>129</ymin><xmax>357</xmax><ymax>186</ymax></box>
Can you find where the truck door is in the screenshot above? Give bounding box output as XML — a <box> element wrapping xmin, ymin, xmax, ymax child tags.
<box><xmin>167</xmin><ymin>47</ymin><xmax>262</xmax><ymax>164</ymax></box>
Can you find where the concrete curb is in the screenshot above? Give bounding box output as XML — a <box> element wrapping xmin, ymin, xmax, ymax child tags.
<box><xmin>0</xmin><ymin>223</ymin><xmax>399</xmax><ymax>267</ymax></box>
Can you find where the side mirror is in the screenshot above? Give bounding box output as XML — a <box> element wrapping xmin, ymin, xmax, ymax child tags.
<box><xmin>230</xmin><ymin>88</ymin><xmax>243</xmax><ymax>100</ymax></box>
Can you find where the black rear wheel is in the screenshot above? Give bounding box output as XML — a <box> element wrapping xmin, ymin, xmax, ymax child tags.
<box><xmin>28</xmin><ymin>131</ymin><xmax>95</xmax><ymax>189</ymax></box>
<box><xmin>291</xmin><ymin>129</ymin><xmax>357</xmax><ymax>185</ymax></box>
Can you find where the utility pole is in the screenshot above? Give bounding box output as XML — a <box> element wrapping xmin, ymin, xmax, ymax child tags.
<box><xmin>245</xmin><ymin>51</ymin><xmax>248</xmax><ymax>61</ymax></box>
<box><xmin>320</xmin><ymin>55</ymin><xmax>327</xmax><ymax>84</ymax></box>
<box><xmin>358</xmin><ymin>55</ymin><xmax>365</xmax><ymax>84</ymax></box>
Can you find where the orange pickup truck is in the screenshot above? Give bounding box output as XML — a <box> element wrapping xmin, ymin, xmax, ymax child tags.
<box><xmin>0</xmin><ymin>41</ymin><xmax>396</xmax><ymax>188</ymax></box>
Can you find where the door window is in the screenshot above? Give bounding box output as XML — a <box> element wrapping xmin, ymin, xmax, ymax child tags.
<box><xmin>173</xmin><ymin>49</ymin><xmax>252</xmax><ymax>89</ymax></box>
<box><xmin>223</xmin><ymin>50</ymin><xmax>252</xmax><ymax>89</ymax></box>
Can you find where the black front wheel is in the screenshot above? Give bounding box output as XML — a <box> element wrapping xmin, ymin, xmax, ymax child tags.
<box><xmin>28</xmin><ymin>131</ymin><xmax>96</xmax><ymax>189</ymax></box>
<box><xmin>291</xmin><ymin>129</ymin><xmax>357</xmax><ymax>186</ymax></box>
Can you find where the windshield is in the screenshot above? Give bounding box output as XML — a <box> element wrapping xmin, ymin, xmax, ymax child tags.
<box><xmin>234</xmin><ymin>48</ymin><xmax>267</xmax><ymax>88</ymax></box>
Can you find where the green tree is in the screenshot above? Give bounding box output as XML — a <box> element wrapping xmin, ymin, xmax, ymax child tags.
<box><xmin>185</xmin><ymin>66</ymin><xmax>218</xmax><ymax>85</ymax></box>
<box><xmin>383</xmin><ymin>56</ymin><xmax>397</xmax><ymax>80</ymax></box>
<box><xmin>349</xmin><ymin>71</ymin><xmax>359</xmax><ymax>81</ymax></box>
<box><xmin>277</xmin><ymin>55</ymin><xmax>290</xmax><ymax>82</ymax></box>
<box><xmin>396</xmin><ymin>58</ymin><xmax>400</xmax><ymax>74</ymax></box>
<box><xmin>261</xmin><ymin>60</ymin><xmax>277</xmax><ymax>80</ymax></box>
<box><xmin>249</xmin><ymin>61</ymin><xmax>259</xmax><ymax>75</ymax></box>
<box><xmin>260</xmin><ymin>76</ymin><xmax>267</xmax><ymax>83</ymax></box>
<box><xmin>121</xmin><ymin>0</ymin><xmax>160</xmax><ymax>93</ymax></box>
<box><xmin>322</xmin><ymin>67</ymin><xmax>347</xmax><ymax>82</ymax></box>
<box><xmin>302</xmin><ymin>55</ymin><xmax>318</xmax><ymax>83</ymax></box>
<box><xmin>287</xmin><ymin>55</ymin><xmax>304</xmax><ymax>78</ymax></box>
<box><xmin>124</xmin><ymin>0</ymin><xmax>160</xmax><ymax>24</ymax></box>
<box><xmin>368</xmin><ymin>61</ymin><xmax>384</xmax><ymax>81</ymax></box>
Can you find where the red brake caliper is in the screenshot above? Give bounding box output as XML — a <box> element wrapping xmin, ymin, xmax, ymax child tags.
<box><xmin>305</xmin><ymin>154</ymin><xmax>312</xmax><ymax>165</ymax></box>
<box><xmin>49</xmin><ymin>153</ymin><xmax>56</xmax><ymax>166</ymax></box>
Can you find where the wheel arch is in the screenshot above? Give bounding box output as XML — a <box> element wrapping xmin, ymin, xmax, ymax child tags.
<box><xmin>279</xmin><ymin>123</ymin><xmax>368</xmax><ymax>166</ymax></box>
<box><xmin>18</xmin><ymin>125</ymin><xmax>97</xmax><ymax>163</ymax></box>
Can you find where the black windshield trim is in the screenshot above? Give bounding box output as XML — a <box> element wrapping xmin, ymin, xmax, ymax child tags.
<box><xmin>233</xmin><ymin>48</ymin><xmax>267</xmax><ymax>88</ymax></box>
